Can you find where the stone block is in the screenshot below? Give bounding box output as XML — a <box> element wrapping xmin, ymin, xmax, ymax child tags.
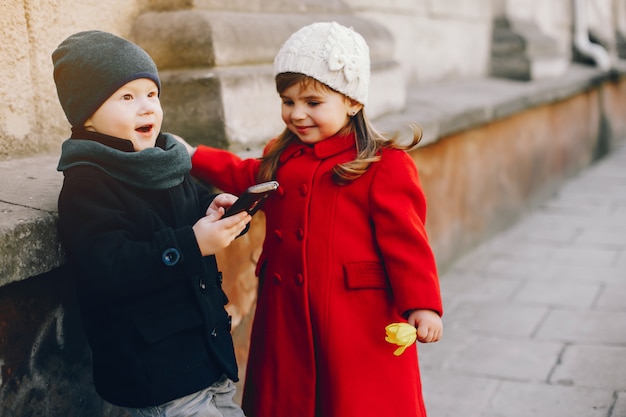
<box><xmin>192</xmin><ymin>0</ymin><xmax>351</xmax><ymax>14</ymax></box>
<box><xmin>595</xmin><ymin>283</ymin><xmax>626</xmax><ymax>311</ymax></box>
<box><xmin>613</xmin><ymin>391</ymin><xmax>626</xmax><ymax>417</ymax></box>
<box><xmin>536</xmin><ymin>310</ymin><xmax>626</xmax><ymax>344</ymax></box>
<box><xmin>443</xmin><ymin>302</ymin><xmax>550</xmax><ymax>338</ymax></box>
<box><xmin>429</xmin><ymin>0</ymin><xmax>493</xmax><ymax>20</ymax></box>
<box><xmin>550</xmin><ymin>345</ymin><xmax>626</xmax><ymax>390</ymax></box>
<box><xmin>0</xmin><ymin>204</ymin><xmax>61</xmax><ymax>287</ymax></box>
<box><xmin>0</xmin><ymin>155</ymin><xmax>64</xmax><ymax>285</ymax></box>
<box><xmin>132</xmin><ymin>10</ymin><xmax>406</xmax><ymax>148</ymax></box>
<box><xmin>491</xmin><ymin>17</ymin><xmax>570</xmax><ymax>80</ymax></box>
<box><xmin>420</xmin><ymin>369</ymin><xmax>498</xmax><ymax>417</ymax></box>
<box><xmin>444</xmin><ymin>336</ymin><xmax>563</xmax><ymax>381</ymax></box>
<box><xmin>131</xmin><ymin>11</ymin><xmax>395</xmax><ymax>69</ymax></box>
<box><xmin>484</xmin><ymin>381</ymin><xmax>614</xmax><ymax>417</ymax></box>
<box><xmin>512</xmin><ymin>281</ymin><xmax>602</xmax><ymax>308</ymax></box>
<box><xmin>159</xmin><ymin>68</ymin><xmax>229</xmax><ymax>148</ymax></box>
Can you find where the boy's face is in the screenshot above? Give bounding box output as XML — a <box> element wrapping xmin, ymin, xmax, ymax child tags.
<box><xmin>84</xmin><ymin>78</ymin><xmax>162</xmax><ymax>151</ymax></box>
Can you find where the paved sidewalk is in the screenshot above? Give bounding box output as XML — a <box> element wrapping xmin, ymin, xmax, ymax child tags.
<box><xmin>419</xmin><ymin>142</ymin><xmax>626</xmax><ymax>417</ymax></box>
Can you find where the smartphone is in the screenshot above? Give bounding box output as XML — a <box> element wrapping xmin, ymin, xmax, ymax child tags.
<box><xmin>223</xmin><ymin>181</ymin><xmax>279</xmax><ymax>218</ymax></box>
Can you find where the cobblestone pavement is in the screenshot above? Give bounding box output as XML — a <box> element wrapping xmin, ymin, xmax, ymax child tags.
<box><xmin>419</xmin><ymin>142</ymin><xmax>626</xmax><ymax>417</ymax></box>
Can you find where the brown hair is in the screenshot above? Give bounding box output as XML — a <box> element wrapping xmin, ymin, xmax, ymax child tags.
<box><xmin>257</xmin><ymin>73</ymin><xmax>422</xmax><ymax>185</ymax></box>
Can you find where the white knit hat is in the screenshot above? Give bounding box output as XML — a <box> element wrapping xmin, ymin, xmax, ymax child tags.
<box><xmin>274</xmin><ymin>21</ymin><xmax>370</xmax><ymax>106</ymax></box>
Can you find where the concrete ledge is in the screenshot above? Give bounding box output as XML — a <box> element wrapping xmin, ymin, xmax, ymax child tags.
<box><xmin>1</xmin><ymin>62</ymin><xmax>625</xmax><ymax>288</ymax></box>
<box><xmin>376</xmin><ymin>63</ymin><xmax>625</xmax><ymax>145</ymax></box>
<box><xmin>0</xmin><ymin>155</ymin><xmax>63</xmax><ymax>286</ymax></box>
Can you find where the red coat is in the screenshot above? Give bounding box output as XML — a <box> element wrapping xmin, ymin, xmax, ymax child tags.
<box><xmin>191</xmin><ymin>133</ymin><xmax>443</xmax><ymax>417</ymax></box>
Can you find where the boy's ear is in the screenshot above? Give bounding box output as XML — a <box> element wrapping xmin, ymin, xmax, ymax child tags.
<box><xmin>83</xmin><ymin>117</ymin><xmax>95</xmax><ymax>132</ymax></box>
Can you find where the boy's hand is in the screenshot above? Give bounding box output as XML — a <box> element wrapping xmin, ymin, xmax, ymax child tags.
<box><xmin>207</xmin><ymin>193</ymin><xmax>238</xmax><ymax>217</ymax></box>
<box><xmin>192</xmin><ymin>210</ymin><xmax>251</xmax><ymax>256</ymax></box>
<box><xmin>407</xmin><ymin>309</ymin><xmax>443</xmax><ymax>343</ymax></box>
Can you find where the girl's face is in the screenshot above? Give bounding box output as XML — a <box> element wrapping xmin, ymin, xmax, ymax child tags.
<box><xmin>84</xmin><ymin>78</ymin><xmax>163</xmax><ymax>151</ymax></box>
<box><xmin>280</xmin><ymin>79</ymin><xmax>362</xmax><ymax>145</ymax></box>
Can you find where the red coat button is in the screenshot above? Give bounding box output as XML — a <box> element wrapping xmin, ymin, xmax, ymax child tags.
<box><xmin>295</xmin><ymin>273</ymin><xmax>304</xmax><ymax>286</ymax></box>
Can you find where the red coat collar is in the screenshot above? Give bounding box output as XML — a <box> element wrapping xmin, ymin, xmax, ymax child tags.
<box><xmin>279</xmin><ymin>133</ymin><xmax>355</xmax><ymax>163</ymax></box>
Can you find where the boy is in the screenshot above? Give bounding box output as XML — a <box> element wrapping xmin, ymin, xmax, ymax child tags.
<box><xmin>52</xmin><ymin>30</ymin><xmax>249</xmax><ymax>417</ymax></box>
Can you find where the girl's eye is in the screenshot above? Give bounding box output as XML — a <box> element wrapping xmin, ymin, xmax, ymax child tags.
<box><xmin>308</xmin><ymin>101</ymin><xmax>320</xmax><ymax>107</ymax></box>
<box><xmin>122</xmin><ymin>94</ymin><xmax>133</xmax><ymax>101</ymax></box>
<box><xmin>148</xmin><ymin>91</ymin><xmax>158</xmax><ymax>98</ymax></box>
<box><xmin>282</xmin><ymin>99</ymin><xmax>294</xmax><ymax>106</ymax></box>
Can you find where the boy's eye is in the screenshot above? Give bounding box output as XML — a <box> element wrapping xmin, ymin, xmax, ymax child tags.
<box><xmin>122</xmin><ymin>94</ymin><xmax>133</xmax><ymax>100</ymax></box>
<box><xmin>308</xmin><ymin>101</ymin><xmax>320</xmax><ymax>107</ymax></box>
<box><xmin>148</xmin><ymin>91</ymin><xmax>158</xmax><ymax>98</ymax></box>
<box><xmin>282</xmin><ymin>99</ymin><xmax>294</xmax><ymax>106</ymax></box>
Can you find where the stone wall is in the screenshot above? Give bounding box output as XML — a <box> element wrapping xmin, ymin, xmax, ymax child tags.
<box><xmin>3</xmin><ymin>0</ymin><xmax>583</xmax><ymax>159</ymax></box>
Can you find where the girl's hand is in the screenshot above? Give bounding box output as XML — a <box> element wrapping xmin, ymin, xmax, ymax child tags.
<box><xmin>192</xmin><ymin>210</ymin><xmax>251</xmax><ymax>256</ymax></box>
<box><xmin>171</xmin><ymin>133</ymin><xmax>196</xmax><ymax>156</ymax></box>
<box><xmin>407</xmin><ymin>309</ymin><xmax>443</xmax><ymax>343</ymax></box>
<box><xmin>206</xmin><ymin>193</ymin><xmax>239</xmax><ymax>217</ymax></box>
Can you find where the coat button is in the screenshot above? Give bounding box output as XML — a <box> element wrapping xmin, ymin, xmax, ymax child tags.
<box><xmin>295</xmin><ymin>273</ymin><xmax>304</xmax><ymax>286</ymax></box>
<box><xmin>162</xmin><ymin>248</ymin><xmax>180</xmax><ymax>266</ymax></box>
<box><xmin>296</xmin><ymin>228</ymin><xmax>304</xmax><ymax>240</ymax></box>
<box><xmin>273</xmin><ymin>273</ymin><xmax>282</xmax><ymax>284</ymax></box>
<box><xmin>217</xmin><ymin>271</ymin><xmax>223</xmax><ymax>285</ymax></box>
<box><xmin>211</xmin><ymin>327</ymin><xmax>218</xmax><ymax>339</ymax></box>
<box><xmin>298</xmin><ymin>184</ymin><xmax>308</xmax><ymax>196</ymax></box>
<box><xmin>199</xmin><ymin>279</ymin><xmax>207</xmax><ymax>292</ymax></box>
<box><xmin>273</xmin><ymin>229</ymin><xmax>283</xmax><ymax>241</ymax></box>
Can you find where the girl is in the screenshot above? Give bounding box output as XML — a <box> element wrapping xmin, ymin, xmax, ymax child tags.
<box><xmin>187</xmin><ymin>21</ymin><xmax>443</xmax><ymax>417</ymax></box>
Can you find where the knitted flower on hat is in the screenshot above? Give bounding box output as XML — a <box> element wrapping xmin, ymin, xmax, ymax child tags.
<box><xmin>274</xmin><ymin>21</ymin><xmax>371</xmax><ymax>106</ymax></box>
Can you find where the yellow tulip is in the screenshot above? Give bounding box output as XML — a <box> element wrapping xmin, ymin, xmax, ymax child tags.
<box><xmin>385</xmin><ymin>323</ymin><xmax>417</xmax><ymax>356</ymax></box>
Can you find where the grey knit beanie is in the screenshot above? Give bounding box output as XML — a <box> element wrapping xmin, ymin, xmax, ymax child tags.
<box><xmin>274</xmin><ymin>22</ymin><xmax>370</xmax><ymax>105</ymax></box>
<box><xmin>52</xmin><ymin>30</ymin><xmax>161</xmax><ymax>127</ymax></box>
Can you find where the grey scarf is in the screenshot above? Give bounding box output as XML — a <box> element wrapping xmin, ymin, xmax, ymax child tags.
<box><xmin>57</xmin><ymin>133</ymin><xmax>191</xmax><ymax>190</ymax></box>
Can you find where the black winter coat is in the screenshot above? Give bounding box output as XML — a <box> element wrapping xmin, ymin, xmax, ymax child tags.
<box><xmin>57</xmin><ymin>132</ymin><xmax>238</xmax><ymax>408</ymax></box>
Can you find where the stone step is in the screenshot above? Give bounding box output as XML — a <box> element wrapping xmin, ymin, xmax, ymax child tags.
<box><xmin>130</xmin><ymin>11</ymin><xmax>406</xmax><ymax>149</ymax></box>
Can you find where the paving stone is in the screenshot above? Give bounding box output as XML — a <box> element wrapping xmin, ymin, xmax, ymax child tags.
<box><xmin>495</xmin><ymin>213</ymin><xmax>583</xmax><ymax>243</ymax></box>
<box><xmin>444</xmin><ymin>336</ymin><xmax>563</xmax><ymax>382</ymax></box>
<box><xmin>548</xmin><ymin>245</ymin><xmax>621</xmax><ymax>267</ymax></box>
<box><xmin>512</xmin><ymin>280</ymin><xmax>602</xmax><ymax>308</ymax></box>
<box><xmin>483</xmin><ymin>381</ymin><xmax>614</xmax><ymax>417</ymax></box>
<box><xmin>550</xmin><ymin>345</ymin><xmax>626</xmax><ymax>391</ymax></box>
<box><xmin>440</xmin><ymin>302</ymin><xmax>549</xmax><ymax>338</ymax></box>
<box><xmin>536</xmin><ymin>310</ymin><xmax>626</xmax><ymax>344</ymax></box>
<box><xmin>418</xmin><ymin>328</ymin><xmax>476</xmax><ymax>370</ymax></box>
<box><xmin>576</xmin><ymin>228</ymin><xmax>626</xmax><ymax>247</ymax></box>
<box><xmin>480</xmin><ymin>238</ymin><xmax>560</xmax><ymax>262</ymax></box>
<box><xmin>484</xmin><ymin>257</ymin><xmax>548</xmax><ymax>278</ymax></box>
<box><xmin>421</xmin><ymin>369</ymin><xmax>499</xmax><ymax>417</ymax></box>
<box><xmin>595</xmin><ymin>283</ymin><xmax>626</xmax><ymax>311</ymax></box>
<box><xmin>437</xmin><ymin>273</ymin><xmax>522</xmax><ymax>310</ymax></box>
<box><xmin>428</xmin><ymin>142</ymin><xmax>626</xmax><ymax>416</ymax></box>
<box><xmin>611</xmin><ymin>391</ymin><xmax>626</xmax><ymax>417</ymax></box>
<box><xmin>538</xmin><ymin>263</ymin><xmax>626</xmax><ymax>284</ymax></box>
